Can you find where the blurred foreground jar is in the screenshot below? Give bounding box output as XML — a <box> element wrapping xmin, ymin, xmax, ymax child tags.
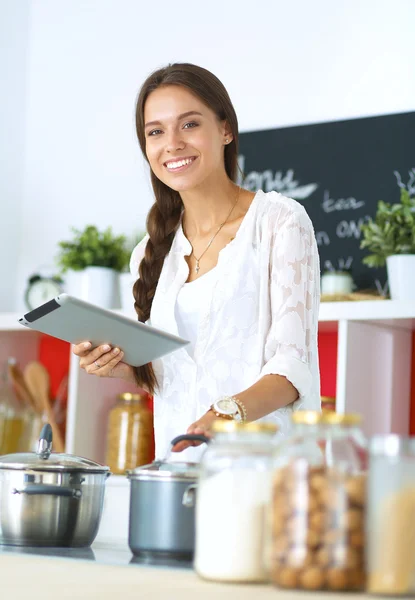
<box><xmin>105</xmin><ymin>393</ymin><xmax>153</xmax><ymax>475</ymax></box>
<box><xmin>269</xmin><ymin>411</ymin><xmax>367</xmax><ymax>592</ymax></box>
<box><xmin>321</xmin><ymin>396</ymin><xmax>336</xmax><ymax>412</ymax></box>
<box><xmin>367</xmin><ymin>435</ymin><xmax>415</xmax><ymax>596</ymax></box>
<box><xmin>194</xmin><ymin>420</ymin><xmax>278</xmax><ymax>583</ymax></box>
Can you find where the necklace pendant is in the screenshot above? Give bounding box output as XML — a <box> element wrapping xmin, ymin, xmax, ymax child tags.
<box><xmin>195</xmin><ymin>261</ymin><xmax>200</xmax><ymax>274</ymax></box>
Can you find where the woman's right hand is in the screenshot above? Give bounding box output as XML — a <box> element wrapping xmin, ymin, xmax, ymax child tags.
<box><xmin>72</xmin><ymin>342</ymin><xmax>135</xmax><ymax>384</ymax></box>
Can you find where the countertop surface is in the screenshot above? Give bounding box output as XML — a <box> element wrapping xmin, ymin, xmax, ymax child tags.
<box><xmin>0</xmin><ymin>544</ymin><xmax>376</xmax><ymax>599</ymax></box>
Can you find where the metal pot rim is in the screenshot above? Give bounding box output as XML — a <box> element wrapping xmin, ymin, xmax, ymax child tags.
<box><xmin>0</xmin><ymin>464</ymin><xmax>110</xmax><ymax>474</ymax></box>
<box><xmin>127</xmin><ymin>460</ymin><xmax>199</xmax><ymax>481</ymax></box>
<box><xmin>128</xmin><ymin>472</ymin><xmax>198</xmax><ymax>482</ymax></box>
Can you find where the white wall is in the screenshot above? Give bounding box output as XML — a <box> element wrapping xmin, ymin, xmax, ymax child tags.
<box><xmin>0</xmin><ymin>0</ymin><xmax>30</xmax><ymax>311</ymax></box>
<box><xmin>1</xmin><ymin>0</ymin><xmax>415</xmax><ymax>311</ymax></box>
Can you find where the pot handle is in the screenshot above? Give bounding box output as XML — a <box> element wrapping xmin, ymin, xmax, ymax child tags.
<box><xmin>13</xmin><ymin>485</ymin><xmax>82</xmax><ymax>499</ymax></box>
<box><xmin>170</xmin><ymin>434</ymin><xmax>210</xmax><ymax>447</ymax></box>
<box><xmin>182</xmin><ymin>483</ymin><xmax>198</xmax><ymax>508</ymax></box>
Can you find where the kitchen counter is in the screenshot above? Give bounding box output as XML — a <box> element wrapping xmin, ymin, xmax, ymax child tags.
<box><xmin>0</xmin><ymin>544</ymin><xmax>373</xmax><ymax>599</ymax></box>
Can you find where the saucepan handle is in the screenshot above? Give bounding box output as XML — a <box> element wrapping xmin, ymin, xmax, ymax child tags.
<box><xmin>170</xmin><ymin>434</ymin><xmax>210</xmax><ymax>447</ymax></box>
<box><xmin>12</xmin><ymin>484</ymin><xmax>82</xmax><ymax>499</ymax></box>
<box><xmin>182</xmin><ymin>483</ymin><xmax>198</xmax><ymax>508</ymax></box>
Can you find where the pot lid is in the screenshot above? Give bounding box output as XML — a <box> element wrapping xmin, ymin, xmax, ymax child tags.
<box><xmin>0</xmin><ymin>424</ymin><xmax>109</xmax><ymax>473</ymax></box>
<box><xmin>128</xmin><ymin>433</ymin><xmax>209</xmax><ymax>480</ymax></box>
<box><xmin>128</xmin><ymin>460</ymin><xmax>200</xmax><ymax>480</ymax></box>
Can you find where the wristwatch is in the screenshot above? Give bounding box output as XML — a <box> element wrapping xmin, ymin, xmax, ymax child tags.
<box><xmin>209</xmin><ymin>397</ymin><xmax>244</xmax><ymax>422</ymax></box>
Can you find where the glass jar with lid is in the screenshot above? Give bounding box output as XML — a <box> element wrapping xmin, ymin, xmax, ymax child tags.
<box><xmin>194</xmin><ymin>419</ymin><xmax>278</xmax><ymax>583</ymax></box>
<box><xmin>105</xmin><ymin>392</ymin><xmax>153</xmax><ymax>475</ymax></box>
<box><xmin>269</xmin><ymin>411</ymin><xmax>367</xmax><ymax>592</ymax></box>
<box><xmin>367</xmin><ymin>435</ymin><xmax>415</xmax><ymax>596</ymax></box>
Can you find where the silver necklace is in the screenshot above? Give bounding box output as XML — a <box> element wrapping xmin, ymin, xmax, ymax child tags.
<box><xmin>187</xmin><ymin>187</ymin><xmax>241</xmax><ymax>274</ymax></box>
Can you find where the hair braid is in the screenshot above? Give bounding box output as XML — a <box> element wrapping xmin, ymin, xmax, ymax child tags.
<box><xmin>132</xmin><ymin>175</ymin><xmax>183</xmax><ymax>393</ymax></box>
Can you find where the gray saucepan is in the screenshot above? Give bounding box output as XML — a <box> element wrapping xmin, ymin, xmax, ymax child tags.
<box><xmin>127</xmin><ymin>433</ymin><xmax>209</xmax><ymax>560</ymax></box>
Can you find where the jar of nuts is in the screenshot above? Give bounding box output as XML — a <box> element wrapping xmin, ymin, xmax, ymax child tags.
<box><xmin>269</xmin><ymin>410</ymin><xmax>367</xmax><ymax>592</ymax></box>
<box><xmin>105</xmin><ymin>392</ymin><xmax>154</xmax><ymax>475</ymax></box>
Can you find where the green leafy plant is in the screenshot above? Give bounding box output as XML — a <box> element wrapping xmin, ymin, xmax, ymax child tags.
<box><xmin>56</xmin><ymin>225</ymin><xmax>130</xmax><ymax>273</ymax></box>
<box><xmin>360</xmin><ymin>188</ymin><xmax>415</xmax><ymax>268</ymax></box>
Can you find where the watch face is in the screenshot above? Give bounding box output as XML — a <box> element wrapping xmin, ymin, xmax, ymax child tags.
<box><xmin>215</xmin><ymin>398</ymin><xmax>238</xmax><ymax>416</ymax></box>
<box><xmin>25</xmin><ymin>278</ymin><xmax>62</xmax><ymax>310</ymax></box>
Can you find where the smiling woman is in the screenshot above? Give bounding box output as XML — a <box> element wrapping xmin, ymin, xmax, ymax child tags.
<box><xmin>72</xmin><ymin>63</ymin><xmax>321</xmax><ymax>461</ymax></box>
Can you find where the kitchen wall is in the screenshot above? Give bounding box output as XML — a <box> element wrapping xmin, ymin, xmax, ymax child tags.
<box><xmin>0</xmin><ymin>0</ymin><xmax>30</xmax><ymax>311</ymax></box>
<box><xmin>1</xmin><ymin>0</ymin><xmax>414</xmax><ymax>311</ymax></box>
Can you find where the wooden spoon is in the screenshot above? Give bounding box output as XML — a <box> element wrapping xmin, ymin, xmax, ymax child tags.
<box><xmin>7</xmin><ymin>359</ymin><xmax>38</xmax><ymax>412</ymax></box>
<box><xmin>23</xmin><ymin>361</ymin><xmax>65</xmax><ymax>452</ymax></box>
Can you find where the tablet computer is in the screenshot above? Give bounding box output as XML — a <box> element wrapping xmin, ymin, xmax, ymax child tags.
<box><xmin>18</xmin><ymin>294</ymin><xmax>189</xmax><ymax>367</ymax></box>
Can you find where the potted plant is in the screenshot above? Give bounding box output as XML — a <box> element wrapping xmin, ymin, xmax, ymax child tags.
<box><xmin>360</xmin><ymin>187</ymin><xmax>415</xmax><ymax>300</ymax></box>
<box><xmin>56</xmin><ymin>225</ymin><xmax>130</xmax><ymax>309</ymax></box>
<box><xmin>119</xmin><ymin>231</ymin><xmax>147</xmax><ymax>314</ymax></box>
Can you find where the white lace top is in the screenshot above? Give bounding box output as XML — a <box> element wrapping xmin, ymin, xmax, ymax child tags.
<box><xmin>130</xmin><ymin>190</ymin><xmax>321</xmax><ymax>461</ymax></box>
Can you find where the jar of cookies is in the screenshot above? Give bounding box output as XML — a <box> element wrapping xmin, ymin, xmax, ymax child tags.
<box><xmin>269</xmin><ymin>411</ymin><xmax>367</xmax><ymax>592</ymax></box>
<box><xmin>105</xmin><ymin>392</ymin><xmax>154</xmax><ymax>475</ymax></box>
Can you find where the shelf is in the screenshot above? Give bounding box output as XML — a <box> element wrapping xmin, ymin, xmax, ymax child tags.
<box><xmin>0</xmin><ymin>313</ymin><xmax>29</xmax><ymax>332</ymax></box>
<box><xmin>319</xmin><ymin>299</ymin><xmax>415</xmax><ymax>323</ymax></box>
<box><xmin>318</xmin><ymin>300</ymin><xmax>415</xmax><ymax>332</ymax></box>
<box><xmin>2</xmin><ymin>301</ymin><xmax>415</xmax><ymax>333</ymax></box>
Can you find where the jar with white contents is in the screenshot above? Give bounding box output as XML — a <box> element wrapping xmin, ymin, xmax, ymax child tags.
<box><xmin>194</xmin><ymin>420</ymin><xmax>278</xmax><ymax>583</ymax></box>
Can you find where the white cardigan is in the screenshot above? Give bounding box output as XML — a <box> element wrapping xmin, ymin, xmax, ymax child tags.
<box><xmin>130</xmin><ymin>190</ymin><xmax>321</xmax><ymax>461</ymax></box>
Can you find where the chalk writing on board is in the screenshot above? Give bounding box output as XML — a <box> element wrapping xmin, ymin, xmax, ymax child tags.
<box><xmin>336</xmin><ymin>217</ymin><xmax>371</xmax><ymax>239</ymax></box>
<box><xmin>238</xmin><ymin>156</ymin><xmax>318</xmax><ymax>200</ymax></box>
<box><xmin>324</xmin><ymin>257</ymin><xmax>354</xmax><ymax>272</ymax></box>
<box><xmin>316</xmin><ymin>231</ymin><xmax>330</xmax><ymax>246</ymax></box>
<box><xmin>395</xmin><ymin>169</ymin><xmax>415</xmax><ymax>195</ymax></box>
<box><xmin>322</xmin><ymin>191</ymin><xmax>365</xmax><ymax>213</ymax></box>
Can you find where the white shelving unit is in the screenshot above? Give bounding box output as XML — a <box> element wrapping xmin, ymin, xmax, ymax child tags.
<box><xmin>2</xmin><ymin>301</ymin><xmax>414</xmax><ymax>463</ymax></box>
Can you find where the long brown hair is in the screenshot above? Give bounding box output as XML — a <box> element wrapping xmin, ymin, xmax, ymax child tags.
<box><xmin>132</xmin><ymin>63</ymin><xmax>239</xmax><ymax>393</ymax></box>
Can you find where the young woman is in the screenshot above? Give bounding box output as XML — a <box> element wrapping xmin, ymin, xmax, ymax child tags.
<box><xmin>73</xmin><ymin>63</ymin><xmax>321</xmax><ymax>461</ymax></box>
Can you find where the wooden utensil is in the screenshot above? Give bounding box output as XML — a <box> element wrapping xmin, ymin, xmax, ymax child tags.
<box><xmin>7</xmin><ymin>359</ymin><xmax>38</xmax><ymax>412</ymax></box>
<box><xmin>23</xmin><ymin>361</ymin><xmax>65</xmax><ymax>452</ymax></box>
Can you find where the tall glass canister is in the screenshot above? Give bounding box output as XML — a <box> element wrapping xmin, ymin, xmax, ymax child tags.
<box><xmin>367</xmin><ymin>435</ymin><xmax>415</xmax><ymax>596</ymax></box>
<box><xmin>194</xmin><ymin>420</ymin><xmax>278</xmax><ymax>583</ymax></box>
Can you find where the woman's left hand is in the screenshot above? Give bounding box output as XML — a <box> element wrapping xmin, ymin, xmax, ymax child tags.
<box><xmin>171</xmin><ymin>410</ymin><xmax>217</xmax><ymax>453</ymax></box>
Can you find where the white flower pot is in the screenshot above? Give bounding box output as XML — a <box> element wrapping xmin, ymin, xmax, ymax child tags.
<box><xmin>386</xmin><ymin>254</ymin><xmax>415</xmax><ymax>301</ymax></box>
<box><xmin>119</xmin><ymin>272</ymin><xmax>137</xmax><ymax>316</ymax></box>
<box><xmin>64</xmin><ymin>266</ymin><xmax>120</xmax><ymax>309</ymax></box>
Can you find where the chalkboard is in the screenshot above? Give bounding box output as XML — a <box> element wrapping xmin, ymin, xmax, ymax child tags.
<box><xmin>238</xmin><ymin>111</ymin><xmax>415</xmax><ymax>292</ymax></box>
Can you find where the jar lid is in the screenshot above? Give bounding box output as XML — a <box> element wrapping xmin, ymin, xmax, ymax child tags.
<box><xmin>118</xmin><ymin>392</ymin><xmax>146</xmax><ymax>402</ymax></box>
<box><xmin>127</xmin><ymin>461</ymin><xmax>200</xmax><ymax>481</ymax></box>
<box><xmin>292</xmin><ymin>410</ymin><xmax>361</xmax><ymax>426</ymax></box>
<box><xmin>0</xmin><ymin>424</ymin><xmax>109</xmax><ymax>474</ymax></box>
<box><xmin>211</xmin><ymin>420</ymin><xmax>278</xmax><ymax>434</ymax></box>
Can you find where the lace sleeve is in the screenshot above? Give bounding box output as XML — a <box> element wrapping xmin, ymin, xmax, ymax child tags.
<box><xmin>259</xmin><ymin>209</ymin><xmax>320</xmax><ymax>399</ymax></box>
<box><xmin>129</xmin><ymin>234</ymin><xmax>149</xmax><ymax>278</ymax></box>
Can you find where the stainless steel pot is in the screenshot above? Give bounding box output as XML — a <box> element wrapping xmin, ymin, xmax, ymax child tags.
<box><xmin>127</xmin><ymin>434</ymin><xmax>208</xmax><ymax>560</ymax></box>
<box><xmin>0</xmin><ymin>424</ymin><xmax>110</xmax><ymax>547</ymax></box>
